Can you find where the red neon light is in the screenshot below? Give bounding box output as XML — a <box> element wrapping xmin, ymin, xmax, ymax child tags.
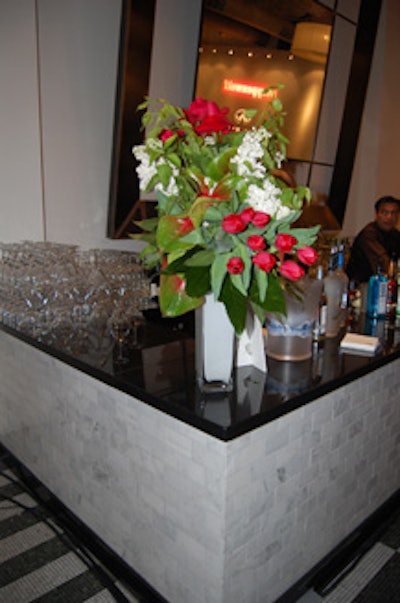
<box><xmin>222</xmin><ymin>79</ymin><xmax>278</xmax><ymax>100</ymax></box>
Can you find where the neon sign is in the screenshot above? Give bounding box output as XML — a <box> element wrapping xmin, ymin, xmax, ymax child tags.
<box><xmin>222</xmin><ymin>79</ymin><xmax>278</xmax><ymax>100</ymax></box>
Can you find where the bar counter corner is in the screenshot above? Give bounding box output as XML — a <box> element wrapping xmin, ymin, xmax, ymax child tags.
<box><xmin>1</xmin><ymin>317</ymin><xmax>400</xmax><ymax>603</ymax></box>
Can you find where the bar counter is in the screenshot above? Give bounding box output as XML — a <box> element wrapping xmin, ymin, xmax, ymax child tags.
<box><xmin>1</xmin><ymin>311</ymin><xmax>400</xmax><ymax>441</ymax></box>
<box><xmin>1</xmin><ymin>314</ymin><xmax>400</xmax><ymax>602</ymax></box>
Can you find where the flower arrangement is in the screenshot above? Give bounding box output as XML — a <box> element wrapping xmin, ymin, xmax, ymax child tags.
<box><xmin>132</xmin><ymin>89</ymin><xmax>319</xmax><ymax>334</ymax></box>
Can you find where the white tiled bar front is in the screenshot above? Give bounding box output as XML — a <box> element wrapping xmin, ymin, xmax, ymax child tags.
<box><xmin>1</xmin><ymin>328</ymin><xmax>400</xmax><ymax>602</ymax></box>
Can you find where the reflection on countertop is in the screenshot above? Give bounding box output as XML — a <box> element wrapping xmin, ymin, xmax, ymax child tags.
<box><xmin>2</xmin><ymin>310</ymin><xmax>400</xmax><ymax>440</ymax></box>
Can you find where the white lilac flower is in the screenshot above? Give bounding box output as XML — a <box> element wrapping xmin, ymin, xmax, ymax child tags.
<box><xmin>230</xmin><ymin>128</ymin><xmax>271</xmax><ymax>179</ymax></box>
<box><xmin>275</xmin><ymin>151</ymin><xmax>285</xmax><ymax>169</ymax></box>
<box><xmin>133</xmin><ymin>145</ymin><xmax>157</xmax><ymax>191</ymax></box>
<box><xmin>133</xmin><ymin>145</ymin><xmax>179</xmax><ymax>195</ymax></box>
<box><xmin>155</xmin><ymin>179</ymin><xmax>179</xmax><ymax>197</ymax></box>
<box><xmin>154</xmin><ymin>160</ymin><xmax>180</xmax><ymax>197</ymax></box>
<box><xmin>246</xmin><ymin>181</ymin><xmax>292</xmax><ymax>219</ymax></box>
<box><xmin>147</xmin><ymin>138</ymin><xmax>163</xmax><ymax>152</ymax></box>
<box><xmin>275</xmin><ymin>204</ymin><xmax>292</xmax><ymax>219</ymax></box>
<box><xmin>204</xmin><ymin>136</ymin><xmax>216</xmax><ymax>146</ymax></box>
<box><xmin>132</xmin><ymin>144</ymin><xmax>147</xmax><ymax>162</ymax></box>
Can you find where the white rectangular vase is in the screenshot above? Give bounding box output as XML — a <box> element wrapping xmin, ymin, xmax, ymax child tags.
<box><xmin>195</xmin><ymin>293</ymin><xmax>235</xmax><ymax>392</ymax></box>
<box><xmin>195</xmin><ymin>293</ymin><xmax>267</xmax><ymax>393</ymax></box>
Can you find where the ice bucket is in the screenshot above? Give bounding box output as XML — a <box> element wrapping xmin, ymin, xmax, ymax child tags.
<box><xmin>266</xmin><ymin>277</ymin><xmax>322</xmax><ymax>361</ymax></box>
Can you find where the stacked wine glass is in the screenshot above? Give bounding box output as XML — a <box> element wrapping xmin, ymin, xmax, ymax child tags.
<box><xmin>0</xmin><ymin>241</ymin><xmax>156</xmax><ymax>352</ymax></box>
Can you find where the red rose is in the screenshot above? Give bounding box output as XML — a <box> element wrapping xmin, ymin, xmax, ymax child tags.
<box><xmin>160</xmin><ymin>129</ymin><xmax>175</xmax><ymax>142</ymax></box>
<box><xmin>279</xmin><ymin>260</ymin><xmax>305</xmax><ymax>280</ymax></box>
<box><xmin>252</xmin><ymin>212</ymin><xmax>271</xmax><ymax>228</ymax></box>
<box><xmin>222</xmin><ymin>214</ymin><xmax>247</xmax><ymax>234</ymax></box>
<box><xmin>194</xmin><ymin>115</ymin><xmax>232</xmax><ymax>135</ymax></box>
<box><xmin>227</xmin><ymin>257</ymin><xmax>245</xmax><ymax>274</ymax></box>
<box><xmin>247</xmin><ymin>235</ymin><xmax>266</xmax><ymax>251</ymax></box>
<box><xmin>185</xmin><ymin>98</ymin><xmax>232</xmax><ymax>135</ymax></box>
<box><xmin>252</xmin><ymin>251</ymin><xmax>276</xmax><ymax>273</ymax></box>
<box><xmin>296</xmin><ymin>246</ymin><xmax>318</xmax><ymax>266</ymax></box>
<box><xmin>275</xmin><ymin>233</ymin><xmax>297</xmax><ymax>253</ymax></box>
<box><xmin>185</xmin><ymin>98</ymin><xmax>227</xmax><ymax>122</ymax></box>
<box><xmin>240</xmin><ymin>207</ymin><xmax>255</xmax><ymax>224</ymax></box>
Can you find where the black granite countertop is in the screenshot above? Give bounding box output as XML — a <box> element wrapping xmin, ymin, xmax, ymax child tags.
<box><xmin>2</xmin><ymin>311</ymin><xmax>400</xmax><ymax>441</ymax></box>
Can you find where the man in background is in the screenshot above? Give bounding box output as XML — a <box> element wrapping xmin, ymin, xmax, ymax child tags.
<box><xmin>346</xmin><ymin>196</ymin><xmax>400</xmax><ymax>283</ymax></box>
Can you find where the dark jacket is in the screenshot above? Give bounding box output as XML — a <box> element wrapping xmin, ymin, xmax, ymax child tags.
<box><xmin>346</xmin><ymin>222</ymin><xmax>400</xmax><ymax>283</ymax></box>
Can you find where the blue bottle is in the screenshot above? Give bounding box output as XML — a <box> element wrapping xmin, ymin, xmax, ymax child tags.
<box><xmin>366</xmin><ymin>267</ymin><xmax>388</xmax><ymax>318</ymax></box>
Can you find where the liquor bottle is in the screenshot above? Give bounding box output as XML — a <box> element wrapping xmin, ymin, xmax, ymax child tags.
<box><xmin>386</xmin><ymin>253</ymin><xmax>397</xmax><ymax>320</ymax></box>
<box><xmin>335</xmin><ymin>242</ymin><xmax>349</xmax><ymax>327</ymax></box>
<box><xmin>324</xmin><ymin>245</ymin><xmax>342</xmax><ymax>338</ymax></box>
<box><xmin>312</xmin><ymin>265</ymin><xmax>327</xmax><ymax>342</ymax></box>
<box><xmin>366</xmin><ymin>266</ymin><xmax>388</xmax><ymax>318</ymax></box>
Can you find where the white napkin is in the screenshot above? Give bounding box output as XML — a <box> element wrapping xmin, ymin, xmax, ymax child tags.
<box><xmin>340</xmin><ymin>332</ymin><xmax>380</xmax><ymax>354</ymax></box>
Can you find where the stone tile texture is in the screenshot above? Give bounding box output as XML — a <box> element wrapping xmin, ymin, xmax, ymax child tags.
<box><xmin>1</xmin><ymin>330</ymin><xmax>400</xmax><ymax>602</ymax></box>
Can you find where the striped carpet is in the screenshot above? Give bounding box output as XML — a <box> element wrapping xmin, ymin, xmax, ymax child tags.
<box><xmin>0</xmin><ymin>453</ymin><xmax>142</xmax><ymax>603</ymax></box>
<box><xmin>296</xmin><ymin>507</ymin><xmax>400</xmax><ymax>603</ymax></box>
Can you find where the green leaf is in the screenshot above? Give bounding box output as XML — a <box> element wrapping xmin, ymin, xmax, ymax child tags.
<box><xmin>178</xmin><ymin>229</ymin><xmax>204</xmax><ymax>246</ymax></box>
<box><xmin>157</xmin><ymin>163</ymin><xmax>172</xmax><ymax>189</ymax></box>
<box><xmin>136</xmin><ymin>246</ymin><xmax>160</xmax><ymax>269</ymax></box>
<box><xmin>244</xmin><ymin>108</ymin><xmax>257</xmax><ymax>120</ymax></box>
<box><xmin>133</xmin><ymin>217</ymin><xmax>158</xmax><ymax>233</ymax></box>
<box><xmin>213</xmin><ymin>230</ymin><xmax>235</xmax><ymax>254</ymax></box>
<box><xmin>159</xmin><ymin>272</ymin><xmax>202</xmax><ymax>317</ymax></box>
<box><xmin>141</xmin><ymin>112</ymin><xmax>152</xmax><ymax>128</ymax></box>
<box><xmin>290</xmin><ymin>226</ymin><xmax>321</xmax><ymax>240</ymax></box>
<box><xmin>157</xmin><ymin>215</ymin><xmax>196</xmax><ymax>253</ymax></box>
<box><xmin>206</xmin><ymin>148</ymin><xmax>236</xmax><ymax>181</ymax></box>
<box><xmin>184</xmin><ymin>266</ymin><xmax>211</xmax><ymax>297</ymax></box>
<box><xmin>156</xmin><ymin>189</ymin><xmax>170</xmax><ymax>213</ymax></box>
<box><xmin>296</xmin><ymin>186</ymin><xmax>311</xmax><ymax>204</ymax></box>
<box><xmin>264</xmin><ymin>275</ymin><xmax>286</xmax><ymax>314</ymax></box>
<box><xmin>230</xmin><ymin>273</ymin><xmax>248</xmax><ymax>298</ymax></box>
<box><xmin>129</xmin><ymin>231</ymin><xmax>156</xmax><ymax>244</ymax></box>
<box><xmin>138</xmin><ymin>242</ymin><xmax>156</xmax><ymax>256</ymax></box>
<box><xmin>162</xmin><ymin>247</ymin><xmax>201</xmax><ymax>274</ymax></box>
<box><xmin>275</xmin><ymin>210</ymin><xmax>303</xmax><ymax>228</ymax></box>
<box><xmin>204</xmin><ymin>205</ymin><xmax>224</xmax><ymax>222</ymax></box>
<box><xmin>250</xmin><ymin>301</ymin><xmax>268</xmax><ymax>327</ymax></box>
<box><xmin>219</xmin><ymin>277</ymin><xmax>248</xmax><ymax>334</ymax></box>
<box><xmin>210</xmin><ymin>253</ymin><xmax>230</xmax><ymax>300</ymax></box>
<box><xmin>168</xmin><ymin>152</ymin><xmax>182</xmax><ymax>168</ymax></box>
<box><xmin>254</xmin><ymin>266</ymin><xmax>268</xmax><ymax>303</ymax></box>
<box><xmin>163</xmin><ymin>135</ymin><xmax>178</xmax><ymax>150</ymax></box>
<box><xmin>167</xmin><ymin>248</ymin><xmax>192</xmax><ymax>265</ymax></box>
<box><xmin>137</xmin><ymin>99</ymin><xmax>149</xmax><ymax>112</ymax></box>
<box><xmin>250</xmin><ymin>273</ymin><xmax>286</xmax><ymax>315</ymax></box>
<box><xmin>236</xmin><ymin>243</ymin><xmax>252</xmax><ymax>291</ymax></box>
<box><xmin>188</xmin><ymin>195</ymin><xmax>218</xmax><ymax>228</ymax></box>
<box><xmin>185</xmin><ymin>249</ymin><xmax>214</xmax><ymax>267</ymax></box>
